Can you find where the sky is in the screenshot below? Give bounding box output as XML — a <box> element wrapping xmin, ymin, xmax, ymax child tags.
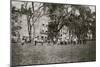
<box><xmin>12</xmin><ymin>1</ymin><xmax>42</xmax><ymax>10</ymax></box>
<box><xmin>12</xmin><ymin>1</ymin><xmax>95</xmax><ymax>13</ymax></box>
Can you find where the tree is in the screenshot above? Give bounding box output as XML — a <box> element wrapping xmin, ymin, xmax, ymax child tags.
<box><xmin>46</xmin><ymin>4</ymin><xmax>96</xmax><ymax>44</ymax></box>
<box><xmin>11</xmin><ymin>7</ymin><xmax>22</xmax><ymax>42</ymax></box>
<box><xmin>70</xmin><ymin>5</ymin><xmax>96</xmax><ymax>41</ymax></box>
<box><xmin>46</xmin><ymin>4</ymin><xmax>67</xmax><ymax>43</ymax></box>
<box><xmin>20</xmin><ymin>2</ymin><xmax>45</xmax><ymax>42</ymax></box>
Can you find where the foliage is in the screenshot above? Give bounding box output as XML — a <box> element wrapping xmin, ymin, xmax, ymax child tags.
<box><xmin>46</xmin><ymin>4</ymin><xmax>96</xmax><ymax>42</ymax></box>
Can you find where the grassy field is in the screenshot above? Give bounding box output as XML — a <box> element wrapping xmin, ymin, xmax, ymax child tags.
<box><xmin>11</xmin><ymin>41</ymin><xmax>96</xmax><ymax>66</ymax></box>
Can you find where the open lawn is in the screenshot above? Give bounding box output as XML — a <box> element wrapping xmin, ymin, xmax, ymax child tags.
<box><xmin>11</xmin><ymin>41</ymin><xmax>96</xmax><ymax>66</ymax></box>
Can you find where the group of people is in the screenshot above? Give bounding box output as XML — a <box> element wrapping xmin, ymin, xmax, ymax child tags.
<box><xmin>20</xmin><ymin>35</ymin><xmax>88</xmax><ymax>46</ymax></box>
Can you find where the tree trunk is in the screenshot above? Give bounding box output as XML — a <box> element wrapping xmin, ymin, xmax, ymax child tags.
<box><xmin>27</xmin><ymin>16</ymin><xmax>32</xmax><ymax>42</ymax></box>
<box><xmin>32</xmin><ymin>2</ymin><xmax>35</xmax><ymax>41</ymax></box>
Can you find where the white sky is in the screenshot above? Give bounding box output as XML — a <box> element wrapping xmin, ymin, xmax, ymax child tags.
<box><xmin>12</xmin><ymin>1</ymin><xmax>42</xmax><ymax>10</ymax></box>
<box><xmin>89</xmin><ymin>6</ymin><xmax>95</xmax><ymax>13</ymax></box>
<box><xmin>12</xmin><ymin>1</ymin><xmax>95</xmax><ymax>13</ymax></box>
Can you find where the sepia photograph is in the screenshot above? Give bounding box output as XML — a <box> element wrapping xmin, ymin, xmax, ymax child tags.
<box><xmin>11</xmin><ymin>0</ymin><xmax>96</xmax><ymax>66</ymax></box>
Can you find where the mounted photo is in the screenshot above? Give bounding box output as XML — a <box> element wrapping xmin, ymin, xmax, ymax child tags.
<box><xmin>11</xmin><ymin>0</ymin><xmax>96</xmax><ymax>66</ymax></box>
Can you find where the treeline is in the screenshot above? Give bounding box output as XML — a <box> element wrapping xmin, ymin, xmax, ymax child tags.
<box><xmin>11</xmin><ymin>2</ymin><xmax>96</xmax><ymax>44</ymax></box>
